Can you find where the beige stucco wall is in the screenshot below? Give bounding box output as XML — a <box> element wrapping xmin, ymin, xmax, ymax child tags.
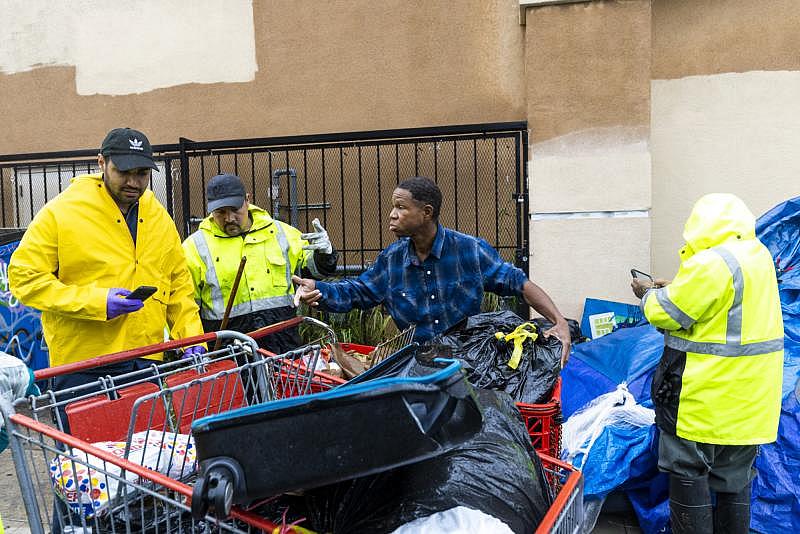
<box><xmin>4</xmin><ymin>0</ymin><xmax>800</xmax><ymax>325</ymax></box>
<box><xmin>0</xmin><ymin>0</ymin><xmax>526</xmax><ymax>153</ymax></box>
<box><xmin>524</xmin><ymin>0</ymin><xmax>652</xmax><ymax>319</ymax></box>
<box><xmin>651</xmin><ymin>0</ymin><xmax>800</xmax><ymax>277</ymax></box>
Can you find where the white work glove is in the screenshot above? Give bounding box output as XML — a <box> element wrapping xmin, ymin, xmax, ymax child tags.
<box><xmin>301</xmin><ymin>218</ymin><xmax>333</xmax><ymax>255</ymax></box>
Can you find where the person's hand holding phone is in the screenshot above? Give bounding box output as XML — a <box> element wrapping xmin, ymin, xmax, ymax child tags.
<box><xmin>106</xmin><ymin>288</ymin><xmax>144</xmax><ymax>320</ymax></box>
<box><xmin>630</xmin><ymin>269</ymin><xmax>654</xmax><ymax>299</ymax></box>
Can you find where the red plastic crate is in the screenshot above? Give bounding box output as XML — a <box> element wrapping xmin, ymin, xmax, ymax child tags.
<box><xmin>516</xmin><ymin>378</ymin><xmax>562</xmax><ymax>458</ymax></box>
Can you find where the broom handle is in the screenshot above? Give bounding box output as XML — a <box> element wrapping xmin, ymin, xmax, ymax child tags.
<box><xmin>212</xmin><ymin>256</ymin><xmax>247</xmax><ymax>352</ymax></box>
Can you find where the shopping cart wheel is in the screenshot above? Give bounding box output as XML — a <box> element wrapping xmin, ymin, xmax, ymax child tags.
<box><xmin>192</xmin><ymin>468</ymin><xmax>234</xmax><ymax>519</ymax></box>
<box><xmin>207</xmin><ymin>469</ymin><xmax>234</xmax><ymax>518</ymax></box>
<box><xmin>191</xmin><ymin>476</ymin><xmax>210</xmax><ymax>519</ymax></box>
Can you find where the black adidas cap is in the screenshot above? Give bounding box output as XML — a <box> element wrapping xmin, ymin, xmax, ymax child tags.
<box><xmin>100</xmin><ymin>128</ymin><xmax>158</xmax><ymax>172</ymax></box>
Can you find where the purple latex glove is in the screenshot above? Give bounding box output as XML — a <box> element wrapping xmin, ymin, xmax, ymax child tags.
<box><xmin>181</xmin><ymin>345</ymin><xmax>207</xmax><ymax>360</ymax></box>
<box><xmin>106</xmin><ymin>288</ymin><xmax>144</xmax><ymax>320</ymax></box>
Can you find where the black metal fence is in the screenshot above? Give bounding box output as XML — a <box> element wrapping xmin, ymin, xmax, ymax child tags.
<box><xmin>0</xmin><ymin>123</ymin><xmax>529</xmax><ymax>273</ymax></box>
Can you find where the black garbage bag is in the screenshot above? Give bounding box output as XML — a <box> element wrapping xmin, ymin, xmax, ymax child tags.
<box><xmin>432</xmin><ymin>310</ymin><xmax>561</xmax><ymax>404</ymax></box>
<box><xmin>298</xmin><ymin>388</ymin><xmax>552</xmax><ymax>534</ymax></box>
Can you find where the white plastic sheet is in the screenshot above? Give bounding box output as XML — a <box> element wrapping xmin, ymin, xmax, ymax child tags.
<box><xmin>562</xmin><ymin>383</ymin><xmax>654</xmax><ymax>469</ymax></box>
<box><xmin>390</xmin><ymin>506</ymin><xmax>514</xmax><ymax>534</ymax></box>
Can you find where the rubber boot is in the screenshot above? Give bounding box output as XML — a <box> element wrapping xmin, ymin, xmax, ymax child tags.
<box><xmin>714</xmin><ymin>481</ymin><xmax>751</xmax><ymax>534</ymax></box>
<box><xmin>669</xmin><ymin>474</ymin><xmax>713</xmax><ymax>534</ymax></box>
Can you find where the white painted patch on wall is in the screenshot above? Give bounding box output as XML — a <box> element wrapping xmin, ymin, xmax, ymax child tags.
<box><xmin>531</xmin><ymin>210</ymin><xmax>648</xmax><ymax>220</ymax></box>
<box><xmin>529</xmin><ymin>126</ymin><xmax>651</xmax><ymax>213</ymax></box>
<box><xmin>651</xmin><ymin>70</ymin><xmax>800</xmax><ymax>276</ymax></box>
<box><xmin>0</xmin><ymin>0</ymin><xmax>257</xmax><ymax>95</ymax></box>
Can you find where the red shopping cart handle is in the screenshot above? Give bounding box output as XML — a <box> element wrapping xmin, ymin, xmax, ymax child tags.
<box><xmin>34</xmin><ymin>316</ymin><xmax>310</xmax><ymax>381</ymax></box>
<box><xmin>246</xmin><ymin>315</ymin><xmax>305</xmax><ymax>341</ymax></box>
<box><xmin>34</xmin><ymin>331</ymin><xmax>220</xmax><ymax>380</ymax></box>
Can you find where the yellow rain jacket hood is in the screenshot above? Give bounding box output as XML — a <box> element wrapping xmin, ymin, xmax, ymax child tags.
<box><xmin>642</xmin><ymin>193</ymin><xmax>783</xmax><ymax>445</ymax></box>
<box><xmin>9</xmin><ymin>173</ymin><xmax>203</xmax><ymax>366</ymax></box>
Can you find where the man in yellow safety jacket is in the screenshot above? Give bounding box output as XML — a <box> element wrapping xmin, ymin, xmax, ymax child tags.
<box><xmin>182</xmin><ymin>173</ymin><xmax>338</xmax><ymax>353</ymax></box>
<box><xmin>631</xmin><ymin>193</ymin><xmax>783</xmax><ymax>534</ymax></box>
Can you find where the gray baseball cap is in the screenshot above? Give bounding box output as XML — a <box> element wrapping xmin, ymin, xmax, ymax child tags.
<box><xmin>206</xmin><ymin>174</ymin><xmax>246</xmax><ymax>213</ymax></box>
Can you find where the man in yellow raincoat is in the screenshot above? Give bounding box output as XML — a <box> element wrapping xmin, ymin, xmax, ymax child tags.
<box><xmin>9</xmin><ymin>128</ymin><xmax>204</xmax><ymax>417</ymax></box>
<box><xmin>631</xmin><ymin>194</ymin><xmax>783</xmax><ymax>534</ymax></box>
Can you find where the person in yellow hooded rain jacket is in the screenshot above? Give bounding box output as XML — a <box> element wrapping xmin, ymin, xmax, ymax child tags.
<box><xmin>182</xmin><ymin>173</ymin><xmax>338</xmax><ymax>353</ymax></box>
<box><xmin>9</xmin><ymin>128</ymin><xmax>205</xmax><ymax>428</ymax></box>
<box><xmin>631</xmin><ymin>193</ymin><xmax>783</xmax><ymax>534</ymax></box>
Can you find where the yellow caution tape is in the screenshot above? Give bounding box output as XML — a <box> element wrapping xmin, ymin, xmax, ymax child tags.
<box><xmin>271</xmin><ymin>525</ymin><xmax>316</xmax><ymax>534</ymax></box>
<box><xmin>495</xmin><ymin>322</ymin><xmax>539</xmax><ymax>370</ymax></box>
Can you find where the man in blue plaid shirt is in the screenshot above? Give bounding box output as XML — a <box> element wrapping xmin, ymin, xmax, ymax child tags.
<box><xmin>293</xmin><ymin>176</ymin><xmax>571</xmax><ymax>365</ymax></box>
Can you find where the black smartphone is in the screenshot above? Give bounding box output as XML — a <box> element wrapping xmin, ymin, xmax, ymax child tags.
<box><xmin>125</xmin><ymin>285</ymin><xmax>158</xmax><ymax>301</ymax></box>
<box><xmin>630</xmin><ymin>269</ymin><xmax>653</xmax><ymax>282</ymax></box>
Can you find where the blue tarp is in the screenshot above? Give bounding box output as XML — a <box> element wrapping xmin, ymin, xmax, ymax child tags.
<box><xmin>563</xmin><ymin>195</ymin><xmax>800</xmax><ymax>534</ymax></box>
<box><xmin>0</xmin><ymin>236</ymin><xmax>49</xmax><ymax>370</ymax></box>
<box><xmin>561</xmin><ymin>326</ymin><xmax>669</xmax><ymax>533</ymax></box>
<box><xmin>751</xmin><ymin>197</ymin><xmax>800</xmax><ymax>534</ymax></box>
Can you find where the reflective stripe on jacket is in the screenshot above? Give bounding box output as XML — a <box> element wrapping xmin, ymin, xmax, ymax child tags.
<box><xmin>642</xmin><ymin>194</ymin><xmax>783</xmax><ymax>445</ymax></box>
<box><xmin>182</xmin><ymin>205</ymin><xmax>315</xmax><ymax>321</ymax></box>
<box><xmin>8</xmin><ymin>173</ymin><xmax>203</xmax><ymax>366</ymax></box>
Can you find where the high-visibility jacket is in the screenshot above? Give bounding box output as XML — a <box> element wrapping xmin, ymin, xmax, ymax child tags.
<box><xmin>8</xmin><ymin>173</ymin><xmax>203</xmax><ymax>366</ymax></box>
<box><xmin>182</xmin><ymin>205</ymin><xmax>333</xmax><ymax>325</ymax></box>
<box><xmin>642</xmin><ymin>194</ymin><xmax>783</xmax><ymax>445</ymax></box>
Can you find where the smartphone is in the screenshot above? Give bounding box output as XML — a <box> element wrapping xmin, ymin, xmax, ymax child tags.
<box><xmin>630</xmin><ymin>269</ymin><xmax>654</xmax><ymax>282</ymax></box>
<box><xmin>125</xmin><ymin>285</ymin><xmax>158</xmax><ymax>301</ymax></box>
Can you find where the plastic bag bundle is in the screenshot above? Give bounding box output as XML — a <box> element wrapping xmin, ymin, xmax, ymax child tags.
<box><xmin>562</xmin><ymin>383</ymin><xmax>654</xmax><ymax>469</ymax></box>
<box><xmin>0</xmin><ymin>352</ymin><xmax>38</xmax><ymax>453</ymax></box>
<box><xmin>433</xmin><ymin>311</ymin><xmax>561</xmax><ymax>404</ymax></box>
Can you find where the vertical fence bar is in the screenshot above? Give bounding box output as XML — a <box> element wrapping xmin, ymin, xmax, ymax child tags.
<box><xmin>494</xmin><ymin>137</ymin><xmax>499</xmax><ymax>248</ymax></box>
<box><xmin>358</xmin><ymin>146</ymin><xmax>365</xmax><ymax>269</ymax></box>
<box><xmin>472</xmin><ymin>140</ymin><xmax>478</xmax><ymax>236</ymax></box>
<box><xmin>179</xmin><ymin>138</ymin><xmax>191</xmax><ymax>236</ymax></box>
<box><xmin>376</xmin><ymin>145</ymin><xmax>383</xmax><ymax>249</ymax></box>
<box><xmin>13</xmin><ymin>168</ymin><xmax>20</xmax><ymax>227</ymax></box>
<box><xmin>395</xmin><ymin>144</ymin><xmax>399</xmax><ymax>185</ymax></box>
<box><xmin>321</xmin><ymin>148</ymin><xmax>327</xmax><ymax>228</ymax></box>
<box><xmin>250</xmin><ymin>152</ymin><xmax>256</xmax><ymax>202</ymax></box>
<box><xmin>302</xmin><ymin>149</ymin><xmax>309</xmax><ymax>230</ymax></box>
<box><xmin>516</xmin><ymin>130</ymin><xmax>529</xmax><ymax>319</ymax></box>
<box><xmin>339</xmin><ymin>147</ymin><xmax>346</xmax><ymax>269</ymax></box>
<box><xmin>414</xmin><ymin>141</ymin><xmax>419</xmax><ymax>176</ymax></box>
<box><xmin>433</xmin><ymin>139</ymin><xmax>438</xmax><ymax>183</ymax></box>
<box><xmin>27</xmin><ymin>164</ymin><xmax>33</xmax><ymax>224</ymax></box>
<box><xmin>164</xmin><ymin>158</ymin><xmax>174</xmax><ymax>219</ymax></box>
<box><xmin>42</xmin><ymin>165</ymin><xmax>48</xmax><ymax>211</ymax></box>
<box><xmin>453</xmin><ymin>140</ymin><xmax>459</xmax><ymax>230</ymax></box>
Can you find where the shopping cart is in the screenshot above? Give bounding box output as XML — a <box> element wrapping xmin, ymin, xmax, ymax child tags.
<box><xmin>1</xmin><ymin>315</ymin><xmax>582</xmax><ymax>534</ymax></box>
<box><xmin>0</xmin><ymin>316</ymin><xmax>335</xmax><ymax>534</ymax></box>
<box><xmin>536</xmin><ymin>453</ymin><xmax>584</xmax><ymax>534</ymax></box>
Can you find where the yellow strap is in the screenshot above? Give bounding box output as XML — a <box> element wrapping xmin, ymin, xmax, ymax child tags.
<box><xmin>272</xmin><ymin>525</ymin><xmax>316</xmax><ymax>534</ymax></box>
<box><xmin>494</xmin><ymin>322</ymin><xmax>538</xmax><ymax>370</ymax></box>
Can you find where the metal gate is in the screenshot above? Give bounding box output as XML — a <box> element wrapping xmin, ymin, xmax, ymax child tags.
<box><xmin>0</xmin><ymin>122</ymin><xmax>529</xmax><ymax>274</ymax></box>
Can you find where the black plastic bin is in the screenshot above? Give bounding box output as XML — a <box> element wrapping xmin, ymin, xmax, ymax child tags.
<box><xmin>190</xmin><ymin>356</ymin><xmax>483</xmax><ymax>519</ymax></box>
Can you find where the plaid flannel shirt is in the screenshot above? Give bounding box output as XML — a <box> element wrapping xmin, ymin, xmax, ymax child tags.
<box><xmin>316</xmin><ymin>225</ymin><xmax>528</xmax><ymax>341</ymax></box>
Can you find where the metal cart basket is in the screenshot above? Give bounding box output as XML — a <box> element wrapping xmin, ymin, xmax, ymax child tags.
<box><xmin>1</xmin><ymin>316</ymin><xmax>583</xmax><ymax>534</ymax></box>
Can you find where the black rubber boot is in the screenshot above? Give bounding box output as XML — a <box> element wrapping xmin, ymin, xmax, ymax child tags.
<box><xmin>669</xmin><ymin>474</ymin><xmax>713</xmax><ymax>534</ymax></box>
<box><xmin>714</xmin><ymin>481</ymin><xmax>751</xmax><ymax>534</ymax></box>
